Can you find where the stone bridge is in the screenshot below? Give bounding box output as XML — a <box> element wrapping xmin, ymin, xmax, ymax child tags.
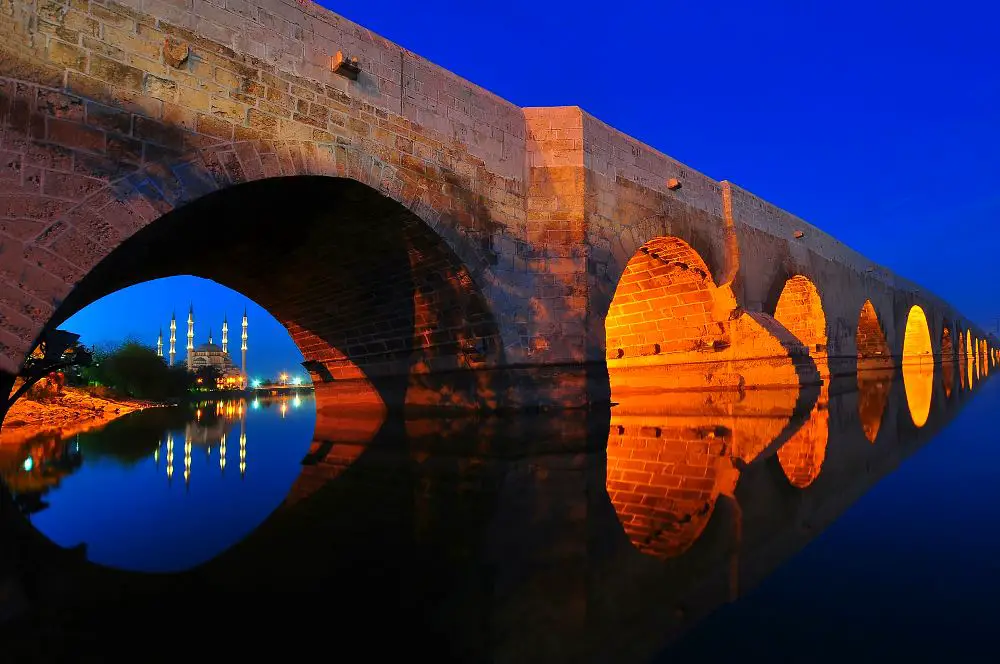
<box><xmin>0</xmin><ymin>0</ymin><xmax>996</xmax><ymax>413</ymax></box>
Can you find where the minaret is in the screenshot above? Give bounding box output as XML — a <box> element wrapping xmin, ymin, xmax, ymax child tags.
<box><xmin>169</xmin><ymin>312</ymin><xmax>176</xmax><ymax>367</ymax></box>
<box><xmin>186</xmin><ymin>304</ymin><xmax>194</xmax><ymax>371</ymax></box>
<box><xmin>156</xmin><ymin>328</ymin><xmax>163</xmax><ymax>358</ymax></box>
<box><xmin>241</xmin><ymin>308</ymin><xmax>248</xmax><ymax>386</ymax></box>
<box><xmin>222</xmin><ymin>315</ymin><xmax>228</xmax><ymax>354</ymax></box>
<box><xmin>208</xmin><ymin>328</ymin><xmax>213</xmax><ymax>345</ymax></box>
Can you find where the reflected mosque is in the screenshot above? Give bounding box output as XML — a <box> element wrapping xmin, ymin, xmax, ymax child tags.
<box><xmin>156</xmin><ymin>305</ymin><xmax>248</xmax><ymax>389</ymax></box>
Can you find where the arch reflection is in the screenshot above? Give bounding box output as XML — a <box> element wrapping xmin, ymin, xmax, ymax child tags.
<box><xmin>941</xmin><ymin>324</ymin><xmax>954</xmax><ymax>398</ymax></box>
<box><xmin>606</xmin><ymin>417</ymin><xmax>738</xmax><ymax>558</ymax></box>
<box><xmin>606</xmin><ymin>385</ymin><xmax>813</xmax><ymax>559</ymax></box>
<box><xmin>777</xmin><ymin>391</ymin><xmax>829</xmax><ymax>487</ymax></box>
<box><xmin>858</xmin><ymin>369</ymin><xmax>893</xmax><ymax>443</ymax></box>
<box><xmin>959</xmin><ymin>330</ymin><xmax>968</xmax><ymax>390</ymax></box>
<box><xmin>902</xmin><ymin>305</ymin><xmax>933</xmax><ymax>427</ymax></box>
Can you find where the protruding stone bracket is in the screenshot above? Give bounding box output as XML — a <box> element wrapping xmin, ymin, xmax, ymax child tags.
<box><xmin>163</xmin><ymin>38</ymin><xmax>190</xmax><ymax>68</ymax></box>
<box><xmin>666</xmin><ymin>177</ymin><xmax>682</xmax><ymax>190</ymax></box>
<box><xmin>332</xmin><ymin>51</ymin><xmax>360</xmax><ymax>79</ymax></box>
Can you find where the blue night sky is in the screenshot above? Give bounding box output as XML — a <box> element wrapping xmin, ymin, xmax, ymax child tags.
<box><xmin>65</xmin><ymin>0</ymin><xmax>1000</xmax><ymax>356</ymax></box>
<box><xmin>62</xmin><ymin>276</ymin><xmax>307</xmax><ymax>384</ymax></box>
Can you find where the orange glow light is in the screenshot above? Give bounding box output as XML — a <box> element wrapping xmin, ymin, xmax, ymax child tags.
<box><xmin>902</xmin><ymin>305</ymin><xmax>933</xmax><ymax>427</ymax></box>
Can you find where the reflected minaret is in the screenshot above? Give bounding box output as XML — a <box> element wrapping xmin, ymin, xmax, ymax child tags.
<box><xmin>241</xmin><ymin>309</ymin><xmax>248</xmax><ymax>387</ymax></box>
<box><xmin>154</xmin><ymin>438</ymin><xmax>161</xmax><ymax>468</ymax></box>
<box><xmin>156</xmin><ymin>328</ymin><xmax>163</xmax><ymax>358</ymax></box>
<box><xmin>219</xmin><ymin>432</ymin><xmax>227</xmax><ymax>473</ymax></box>
<box><xmin>222</xmin><ymin>315</ymin><xmax>228</xmax><ymax>354</ymax></box>
<box><xmin>186</xmin><ymin>304</ymin><xmax>195</xmax><ymax>371</ymax></box>
<box><xmin>184</xmin><ymin>435</ymin><xmax>192</xmax><ymax>489</ymax></box>
<box><xmin>169</xmin><ymin>312</ymin><xmax>176</xmax><ymax>367</ymax></box>
<box><xmin>166</xmin><ymin>432</ymin><xmax>174</xmax><ymax>484</ymax></box>
<box><xmin>239</xmin><ymin>408</ymin><xmax>246</xmax><ymax>479</ymax></box>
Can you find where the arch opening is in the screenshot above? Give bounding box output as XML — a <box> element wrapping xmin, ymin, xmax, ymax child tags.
<box><xmin>967</xmin><ymin>332</ymin><xmax>975</xmax><ymax>389</ymax></box>
<box><xmin>941</xmin><ymin>323</ymin><xmax>954</xmax><ymax>399</ymax></box>
<box><xmin>959</xmin><ymin>330</ymin><xmax>969</xmax><ymax>390</ymax></box>
<box><xmin>902</xmin><ymin>305</ymin><xmax>933</xmax><ymax>427</ymax></box>
<box><xmin>1</xmin><ymin>176</ymin><xmax>508</xmax><ymax>571</ymax></box>
<box><xmin>856</xmin><ymin>300</ymin><xmax>891</xmax><ymax>371</ymax></box>
<box><xmin>855</xmin><ymin>299</ymin><xmax>892</xmax><ymax>442</ymax></box>
<box><xmin>39</xmin><ymin>176</ymin><xmax>505</xmax><ymax>414</ymax></box>
<box><xmin>604</xmin><ymin>237</ymin><xmax>808</xmax><ymax>412</ymax></box>
<box><xmin>773</xmin><ymin>276</ymin><xmax>828</xmax><ymax>378</ymax></box>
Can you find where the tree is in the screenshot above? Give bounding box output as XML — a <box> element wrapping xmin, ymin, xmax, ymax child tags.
<box><xmin>3</xmin><ymin>329</ymin><xmax>92</xmax><ymax>417</ymax></box>
<box><xmin>84</xmin><ymin>341</ymin><xmax>193</xmax><ymax>400</ymax></box>
<box><xmin>193</xmin><ymin>365</ymin><xmax>222</xmax><ymax>390</ymax></box>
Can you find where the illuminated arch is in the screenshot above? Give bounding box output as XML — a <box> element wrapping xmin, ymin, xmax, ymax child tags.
<box><xmin>856</xmin><ymin>299</ymin><xmax>892</xmax><ymax>442</ymax></box>
<box><xmin>973</xmin><ymin>336</ymin><xmax>980</xmax><ymax>382</ymax></box>
<box><xmin>605</xmin><ymin>237</ymin><xmax>724</xmax><ymax>363</ymax></box>
<box><xmin>967</xmin><ymin>332</ymin><xmax>976</xmax><ymax>389</ymax></box>
<box><xmin>856</xmin><ymin>300</ymin><xmax>891</xmax><ymax>370</ymax></box>
<box><xmin>958</xmin><ymin>330</ymin><xmax>968</xmax><ymax>390</ymax></box>
<box><xmin>902</xmin><ymin>305</ymin><xmax>933</xmax><ymax>427</ymax></box>
<box><xmin>980</xmin><ymin>339</ymin><xmax>989</xmax><ymax>378</ymax></box>
<box><xmin>605</xmin><ymin>236</ymin><xmax>804</xmax><ymax>406</ymax></box>
<box><xmin>774</xmin><ymin>276</ymin><xmax>828</xmax><ymax>364</ymax></box>
<box><xmin>941</xmin><ymin>323</ymin><xmax>954</xmax><ymax>398</ymax></box>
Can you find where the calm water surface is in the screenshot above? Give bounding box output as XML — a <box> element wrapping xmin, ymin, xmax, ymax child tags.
<box><xmin>1</xmin><ymin>363</ymin><xmax>998</xmax><ymax>662</ymax></box>
<box><xmin>0</xmin><ymin>393</ymin><xmax>315</xmax><ymax>572</ymax></box>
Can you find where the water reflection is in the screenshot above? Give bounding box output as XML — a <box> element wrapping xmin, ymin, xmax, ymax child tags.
<box><xmin>858</xmin><ymin>369</ymin><xmax>892</xmax><ymax>442</ymax></box>
<box><xmin>0</xmin><ymin>361</ymin><xmax>997</xmax><ymax>662</ymax></box>
<box><xmin>0</xmin><ymin>395</ymin><xmax>315</xmax><ymax>572</ymax></box>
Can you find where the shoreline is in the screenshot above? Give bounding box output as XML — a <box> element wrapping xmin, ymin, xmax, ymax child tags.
<box><xmin>0</xmin><ymin>386</ymin><xmax>170</xmax><ymax>446</ymax></box>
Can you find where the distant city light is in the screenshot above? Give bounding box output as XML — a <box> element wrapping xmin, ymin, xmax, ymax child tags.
<box><xmin>292</xmin><ymin>376</ymin><xmax>302</xmax><ymax>386</ymax></box>
<box><xmin>292</xmin><ymin>395</ymin><xmax>301</xmax><ymax>408</ymax></box>
<box><xmin>22</xmin><ymin>456</ymin><xmax>33</xmax><ymax>472</ymax></box>
<box><xmin>252</xmin><ymin>399</ymin><xmax>260</xmax><ymax>410</ymax></box>
<box><xmin>251</xmin><ymin>379</ymin><xmax>261</xmax><ymax>388</ymax></box>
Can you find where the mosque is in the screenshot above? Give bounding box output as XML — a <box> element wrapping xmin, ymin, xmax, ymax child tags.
<box><xmin>156</xmin><ymin>305</ymin><xmax>248</xmax><ymax>389</ymax></box>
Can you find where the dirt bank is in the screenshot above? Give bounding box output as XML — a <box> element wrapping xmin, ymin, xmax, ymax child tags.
<box><xmin>0</xmin><ymin>386</ymin><xmax>164</xmax><ymax>446</ymax></box>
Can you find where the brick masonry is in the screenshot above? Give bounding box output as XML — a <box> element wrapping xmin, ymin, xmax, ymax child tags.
<box><xmin>0</xmin><ymin>0</ymin><xmax>995</xmax><ymax>411</ymax></box>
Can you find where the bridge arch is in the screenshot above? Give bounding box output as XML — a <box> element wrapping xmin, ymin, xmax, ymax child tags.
<box><xmin>941</xmin><ymin>321</ymin><xmax>955</xmax><ymax>398</ymax></box>
<box><xmin>603</xmin><ymin>235</ymin><xmax>811</xmax><ymax>403</ymax></box>
<box><xmin>604</xmin><ymin>236</ymin><xmax>731</xmax><ymax>363</ymax></box>
<box><xmin>30</xmin><ymin>148</ymin><xmax>512</xmax><ymax>413</ymax></box>
<box><xmin>902</xmin><ymin>305</ymin><xmax>933</xmax><ymax>427</ymax></box>
<box><xmin>771</xmin><ymin>275</ymin><xmax>828</xmax><ymax>379</ymax></box>
<box><xmin>856</xmin><ymin>299</ymin><xmax>891</xmax><ymax>371</ymax></box>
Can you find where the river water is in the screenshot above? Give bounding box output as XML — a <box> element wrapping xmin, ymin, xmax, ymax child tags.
<box><xmin>0</xmin><ymin>364</ymin><xmax>996</xmax><ymax>662</ymax></box>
